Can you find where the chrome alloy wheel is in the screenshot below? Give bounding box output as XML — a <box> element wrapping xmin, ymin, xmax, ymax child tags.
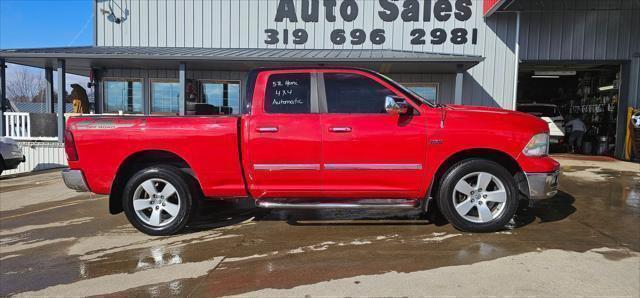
<box><xmin>452</xmin><ymin>172</ymin><xmax>507</xmax><ymax>223</ymax></box>
<box><xmin>132</xmin><ymin>178</ymin><xmax>181</xmax><ymax>227</ymax></box>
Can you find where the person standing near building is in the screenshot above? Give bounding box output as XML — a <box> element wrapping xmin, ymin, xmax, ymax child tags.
<box><xmin>70</xmin><ymin>83</ymin><xmax>90</xmax><ymax>114</ymax></box>
<box><xmin>566</xmin><ymin>115</ymin><xmax>587</xmax><ymax>153</ymax></box>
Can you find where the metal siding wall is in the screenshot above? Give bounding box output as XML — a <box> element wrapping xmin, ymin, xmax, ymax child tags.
<box><xmin>518</xmin><ymin>0</ymin><xmax>640</xmax><ymax>106</ymax></box>
<box><xmin>96</xmin><ymin>0</ymin><xmax>517</xmax><ymax>108</ymax></box>
<box><xmin>1</xmin><ymin>142</ymin><xmax>67</xmax><ymax>176</ymax></box>
<box><xmin>519</xmin><ymin>3</ymin><xmax>640</xmax><ymax>61</ymax></box>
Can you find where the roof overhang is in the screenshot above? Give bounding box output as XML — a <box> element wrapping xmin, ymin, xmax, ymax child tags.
<box><xmin>0</xmin><ymin>47</ymin><xmax>484</xmax><ymax>76</ymax></box>
<box><xmin>483</xmin><ymin>0</ymin><xmax>515</xmax><ymax>17</ymax></box>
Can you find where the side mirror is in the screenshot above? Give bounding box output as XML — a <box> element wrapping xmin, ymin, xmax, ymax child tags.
<box><xmin>385</xmin><ymin>96</ymin><xmax>409</xmax><ymax>115</ymax></box>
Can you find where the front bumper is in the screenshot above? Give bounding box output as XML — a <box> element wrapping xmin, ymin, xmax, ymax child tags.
<box><xmin>3</xmin><ymin>156</ymin><xmax>25</xmax><ymax>169</ymax></box>
<box><xmin>62</xmin><ymin>169</ymin><xmax>90</xmax><ymax>192</ymax></box>
<box><xmin>525</xmin><ymin>171</ymin><xmax>559</xmax><ymax>200</ymax></box>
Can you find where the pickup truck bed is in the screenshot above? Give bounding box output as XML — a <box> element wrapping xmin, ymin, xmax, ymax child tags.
<box><xmin>66</xmin><ymin>116</ymin><xmax>245</xmax><ymax>197</ymax></box>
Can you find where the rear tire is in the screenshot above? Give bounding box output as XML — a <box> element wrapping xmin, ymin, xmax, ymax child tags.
<box><xmin>437</xmin><ymin>159</ymin><xmax>518</xmax><ymax>232</ymax></box>
<box><xmin>122</xmin><ymin>165</ymin><xmax>193</xmax><ymax>236</ymax></box>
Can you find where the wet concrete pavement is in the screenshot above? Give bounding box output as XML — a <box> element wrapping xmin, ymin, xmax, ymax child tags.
<box><xmin>1</xmin><ymin>155</ymin><xmax>639</xmax><ymax>296</ymax></box>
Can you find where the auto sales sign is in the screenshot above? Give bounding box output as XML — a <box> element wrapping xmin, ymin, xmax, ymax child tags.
<box><xmin>263</xmin><ymin>0</ymin><xmax>478</xmax><ymax>48</ymax></box>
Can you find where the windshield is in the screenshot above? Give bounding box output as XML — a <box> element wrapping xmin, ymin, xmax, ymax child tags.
<box><xmin>377</xmin><ymin>73</ymin><xmax>436</xmax><ymax>107</ymax></box>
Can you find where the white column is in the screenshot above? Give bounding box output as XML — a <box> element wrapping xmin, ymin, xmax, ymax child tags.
<box><xmin>511</xmin><ymin>11</ymin><xmax>521</xmax><ymax>110</ymax></box>
<box><xmin>454</xmin><ymin>64</ymin><xmax>464</xmax><ymax>105</ymax></box>
<box><xmin>179</xmin><ymin>63</ymin><xmax>186</xmax><ymax>116</ymax></box>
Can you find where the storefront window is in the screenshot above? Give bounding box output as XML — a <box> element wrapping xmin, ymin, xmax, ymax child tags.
<box><xmin>104</xmin><ymin>79</ymin><xmax>143</xmax><ymax>114</ymax></box>
<box><xmin>151</xmin><ymin>81</ymin><xmax>180</xmax><ymax>114</ymax></box>
<box><xmin>404</xmin><ymin>83</ymin><xmax>438</xmax><ymax>103</ymax></box>
<box><xmin>201</xmin><ymin>81</ymin><xmax>240</xmax><ymax>115</ymax></box>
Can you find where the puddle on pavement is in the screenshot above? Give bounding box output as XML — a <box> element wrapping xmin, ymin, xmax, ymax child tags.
<box><xmin>1</xmin><ymin>162</ymin><xmax>639</xmax><ymax>296</ymax></box>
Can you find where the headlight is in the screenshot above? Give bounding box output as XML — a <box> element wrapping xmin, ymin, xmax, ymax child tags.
<box><xmin>522</xmin><ymin>133</ymin><xmax>549</xmax><ymax>157</ymax></box>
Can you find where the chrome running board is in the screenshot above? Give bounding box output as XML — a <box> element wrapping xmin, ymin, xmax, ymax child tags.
<box><xmin>255</xmin><ymin>199</ymin><xmax>419</xmax><ymax>209</ymax></box>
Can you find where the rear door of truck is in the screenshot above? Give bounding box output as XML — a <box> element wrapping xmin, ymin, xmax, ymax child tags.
<box><xmin>243</xmin><ymin>69</ymin><xmax>322</xmax><ymax>198</ymax></box>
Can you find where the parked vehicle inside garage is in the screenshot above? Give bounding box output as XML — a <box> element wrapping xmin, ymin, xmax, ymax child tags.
<box><xmin>517</xmin><ymin>103</ymin><xmax>565</xmax><ymax>144</ymax></box>
<box><xmin>0</xmin><ymin>137</ymin><xmax>25</xmax><ymax>175</ymax></box>
<box><xmin>62</xmin><ymin>67</ymin><xmax>559</xmax><ymax>236</ymax></box>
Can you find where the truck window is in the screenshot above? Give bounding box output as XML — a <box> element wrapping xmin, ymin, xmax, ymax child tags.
<box><xmin>324</xmin><ymin>73</ymin><xmax>394</xmax><ymax>114</ymax></box>
<box><xmin>265</xmin><ymin>73</ymin><xmax>311</xmax><ymax>114</ymax></box>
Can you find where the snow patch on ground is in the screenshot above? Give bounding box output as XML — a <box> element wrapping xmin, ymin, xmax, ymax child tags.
<box><xmin>0</xmin><ymin>217</ymin><xmax>94</xmax><ymax>236</ymax></box>
<box><xmin>1</xmin><ymin>237</ymin><xmax>75</xmax><ymax>254</ymax></box>
<box><xmin>495</xmin><ymin>231</ymin><xmax>513</xmax><ymax>235</ymax></box>
<box><xmin>67</xmin><ymin>228</ymin><xmax>239</xmax><ymax>261</ymax></box>
<box><xmin>422</xmin><ymin>233</ymin><xmax>462</xmax><ymax>242</ymax></box>
<box><xmin>224</xmin><ymin>253</ymin><xmax>276</xmax><ymax>263</ymax></box>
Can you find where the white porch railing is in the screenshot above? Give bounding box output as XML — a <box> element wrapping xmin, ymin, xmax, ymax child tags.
<box><xmin>3</xmin><ymin>112</ymin><xmax>58</xmax><ymax>141</ymax></box>
<box><xmin>4</xmin><ymin>112</ymin><xmax>30</xmax><ymax>139</ymax></box>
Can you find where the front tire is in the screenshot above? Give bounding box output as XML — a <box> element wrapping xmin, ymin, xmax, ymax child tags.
<box><xmin>437</xmin><ymin>159</ymin><xmax>518</xmax><ymax>232</ymax></box>
<box><xmin>123</xmin><ymin>165</ymin><xmax>193</xmax><ymax>236</ymax></box>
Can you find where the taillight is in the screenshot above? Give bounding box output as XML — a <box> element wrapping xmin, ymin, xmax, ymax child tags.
<box><xmin>64</xmin><ymin>130</ymin><xmax>78</xmax><ymax>161</ymax></box>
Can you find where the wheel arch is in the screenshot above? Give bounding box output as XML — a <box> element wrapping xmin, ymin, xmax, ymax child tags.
<box><xmin>109</xmin><ymin>150</ymin><xmax>202</xmax><ymax>214</ymax></box>
<box><xmin>427</xmin><ymin>148</ymin><xmax>529</xmax><ymax>209</ymax></box>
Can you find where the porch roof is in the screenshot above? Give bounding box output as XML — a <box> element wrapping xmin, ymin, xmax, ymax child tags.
<box><xmin>0</xmin><ymin>46</ymin><xmax>483</xmax><ymax>75</ymax></box>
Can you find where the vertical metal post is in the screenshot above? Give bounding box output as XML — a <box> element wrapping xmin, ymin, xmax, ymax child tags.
<box><xmin>179</xmin><ymin>63</ymin><xmax>186</xmax><ymax>116</ymax></box>
<box><xmin>615</xmin><ymin>61</ymin><xmax>631</xmax><ymax>159</ymax></box>
<box><xmin>93</xmin><ymin>69</ymin><xmax>103</xmax><ymax>114</ymax></box>
<box><xmin>56</xmin><ymin>59</ymin><xmax>66</xmax><ymax>142</ymax></box>
<box><xmin>454</xmin><ymin>64</ymin><xmax>464</xmax><ymax>105</ymax></box>
<box><xmin>511</xmin><ymin>11</ymin><xmax>521</xmax><ymax>111</ymax></box>
<box><xmin>0</xmin><ymin>59</ymin><xmax>6</xmax><ymax>137</ymax></box>
<box><xmin>45</xmin><ymin>67</ymin><xmax>54</xmax><ymax>113</ymax></box>
<box><xmin>143</xmin><ymin>76</ymin><xmax>150</xmax><ymax>115</ymax></box>
<box><xmin>223</xmin><ymin>83</ymin><xmax>229</xmax><ymax>107</ymax></box>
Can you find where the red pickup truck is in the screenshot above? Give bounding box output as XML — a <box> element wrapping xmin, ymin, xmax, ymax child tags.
<box><xmin>62</xmin><ymin>67</ymin><xmax>559</xmax><ymax>235</ymax></box>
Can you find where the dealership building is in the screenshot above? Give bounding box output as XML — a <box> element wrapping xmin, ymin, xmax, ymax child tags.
<box><xmin>0</xmin><ymin>0</ymin><xmax>638</xmax><ymax>166</ymax></box>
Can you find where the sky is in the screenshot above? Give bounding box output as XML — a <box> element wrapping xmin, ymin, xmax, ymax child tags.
<box><xmin>1</xmin><ymin>0</ymin><xmax>94</xmax><ymax>90</ymax></box>
<box><xmin>0</xmin><ymin>0</ymin><xmax>94</xmax><ymax>49</ymax></box>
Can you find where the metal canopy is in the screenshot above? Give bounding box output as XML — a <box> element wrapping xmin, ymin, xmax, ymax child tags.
<box><xmin>0</xmin><ymin>46</ymin><xmax>484</xmax><ymax>75</ymax></box>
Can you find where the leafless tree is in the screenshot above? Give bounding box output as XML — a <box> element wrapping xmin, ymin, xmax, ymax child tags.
<box><xmin>6</xmin><ymin>67</ymin><xmax>45</xmax><ymax>102</ymax></box>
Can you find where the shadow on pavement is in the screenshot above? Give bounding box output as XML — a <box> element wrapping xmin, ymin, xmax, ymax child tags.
<box><xmin>513</xmin><ymin>191</ymin><xmax>577</xmax><ymax>228</ymax></box>
<box><xmin>183</xmin><ymin>191</ymin><xmax>576</xmax><ymax>232</ymax></box>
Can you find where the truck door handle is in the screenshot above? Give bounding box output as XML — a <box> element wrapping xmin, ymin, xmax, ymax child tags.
<box><xmin>256</xmin><ymin>126</ymin><xmax>279</xmax><ymax>133</ymax></box>
<box><xmin>329</xmin><ymin>126</ymin><xmax>352</xmax><ymax>133</ymax></box>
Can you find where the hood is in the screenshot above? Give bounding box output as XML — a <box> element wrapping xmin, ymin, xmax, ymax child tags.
<box><xmin>442</xmin><ymin>104</ymin><xmax>549</xmax><ymax>134</ymax></box>
<box><xmin>446</xmin><ymin>104</ymin><xmax>515</xmax><ymax>114</ymax></box>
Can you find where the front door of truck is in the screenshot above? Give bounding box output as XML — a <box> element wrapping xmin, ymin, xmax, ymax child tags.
<box><xmin>319</xmin><ymin>71</ymin><xmax>428</xmax><ymax>198</ymax></box>
<box><xmin>245</xmin><ymin>71</ymin><xmax>322</xmax><ymax>198</ymax></box>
